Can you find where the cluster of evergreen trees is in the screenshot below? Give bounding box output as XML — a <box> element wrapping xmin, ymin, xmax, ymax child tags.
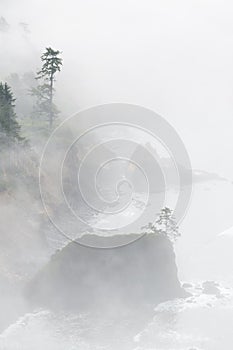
<box><xmin>0</xmin><ymin>47</ymin><xmax>63</xmax><ymax>192</ymax></box>
<box><xmin>0</xmin><ymin>47</ymin><xmax>62</xmax><ymax>146</ymax></box>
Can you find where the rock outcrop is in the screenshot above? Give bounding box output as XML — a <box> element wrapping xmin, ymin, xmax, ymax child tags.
<box><xmin>28</xmin><ymin>233</ymin><xmax>187</xmax><ymax>312</ymax></box>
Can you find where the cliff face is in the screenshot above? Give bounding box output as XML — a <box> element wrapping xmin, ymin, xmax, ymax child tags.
<box><xmin>28</xmin><ymin>233</ymin><xmax>186</xmax><ymax>312</ymax></box>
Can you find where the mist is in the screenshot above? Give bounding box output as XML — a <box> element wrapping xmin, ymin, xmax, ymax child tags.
<box><xmin>1</xmin><ymin>1</ymin><xmax>233</xmax><ymax>349</ymax></box>
<box><xmin>1</xmin><ymin>0</ymin><xmax>233</xmax><ymax>175</ymax></box>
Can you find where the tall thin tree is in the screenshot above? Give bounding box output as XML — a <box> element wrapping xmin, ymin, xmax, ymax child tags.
<box><xmin>34</xmin><ymin>47</ymin><xmax>62</xmax><ymax>129</ymax></box>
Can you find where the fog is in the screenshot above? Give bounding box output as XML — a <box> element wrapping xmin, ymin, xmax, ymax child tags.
<box><xmin>1</xmin><ymin>1</ymin><xmax>233</xmax><ymax>349</ymax></box>
<box><xmin>1</xmin><ymin>0</ymin><xmax>233</xmax><ymax>176</ymax></box>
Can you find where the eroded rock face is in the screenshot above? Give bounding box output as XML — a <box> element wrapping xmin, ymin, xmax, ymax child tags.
<box><xmin>28</xmin><ymin>233</ymin><xmax>187</xmax><ymax>312</ymax></box>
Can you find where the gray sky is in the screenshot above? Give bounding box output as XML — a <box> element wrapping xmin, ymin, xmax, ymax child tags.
<box><xmin>1</xmin><ymin>0</ymin><xmax>233</xmax><ymax>178</ymax></box>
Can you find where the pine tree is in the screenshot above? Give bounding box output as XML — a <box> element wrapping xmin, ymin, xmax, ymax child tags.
<box><xmin>142</xmin><ymin>207</ymin><xmax>180</xmax><ymax>242</ymax></box>
<box><xmin>0</xmin><ymin>82</ymin><xmax>24</xmax><ymax>145</ymax></box>
<box><xmin>155</xmin><ymin>207</ymin><xmax>180</xmax><ymax>241</ymax></box>
<box><xmin>31</xmin><ymin>47</ymin><xmax>62</xmax><ymax>129</ymax></box>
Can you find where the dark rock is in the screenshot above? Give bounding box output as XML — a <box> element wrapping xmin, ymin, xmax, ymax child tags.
<box><xmin>27</xmin><ymin>233</ymin><xmax>187</xmax><ymax>312</ymax></box>
<box><xmin>202</xmin><ymin>281</ymin><xmax>221</xmax><ymax>297</ymax></box>
<box><xmin>186</xmin><ymin>298</ymin><xmax>195</xmax><ymax>303</ymax></box>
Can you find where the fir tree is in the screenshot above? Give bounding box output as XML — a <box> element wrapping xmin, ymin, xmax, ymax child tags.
<box><xmin>0</xmin><ymin>82</ymin><xmax>24</xmax><ymax>144</ymax></box>
<box><xmin>31</xmin><ymin>47</ymin><xmax>62</xmax><ymax>129</ymax></box>
<box><xmin>142</xmin><ymin>207</ymin><xmax>180</xmax><ymax>242</ymax></box>
<box><xmin>155</xmin><ymin>207</ymin><xmax>180</xmax><ymax>242</ymax></box>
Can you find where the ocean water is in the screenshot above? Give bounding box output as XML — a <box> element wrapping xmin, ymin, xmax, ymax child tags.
<box><xmin>0</xmin><ymin>282</ymin><xmax>232</xmax><ymax>350</ymax></box>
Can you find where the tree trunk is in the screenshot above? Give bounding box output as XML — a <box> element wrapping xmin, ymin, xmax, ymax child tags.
<box><xmin>49</xmin><ymin>73</ymin><xmax>54</xmax><ymax>129</ymax></box>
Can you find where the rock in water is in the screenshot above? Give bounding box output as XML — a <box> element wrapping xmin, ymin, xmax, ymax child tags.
<box><xmin>27</xmin><ymin>233</ymin><xmax>187</xmax><ymax>312</ymax></box>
